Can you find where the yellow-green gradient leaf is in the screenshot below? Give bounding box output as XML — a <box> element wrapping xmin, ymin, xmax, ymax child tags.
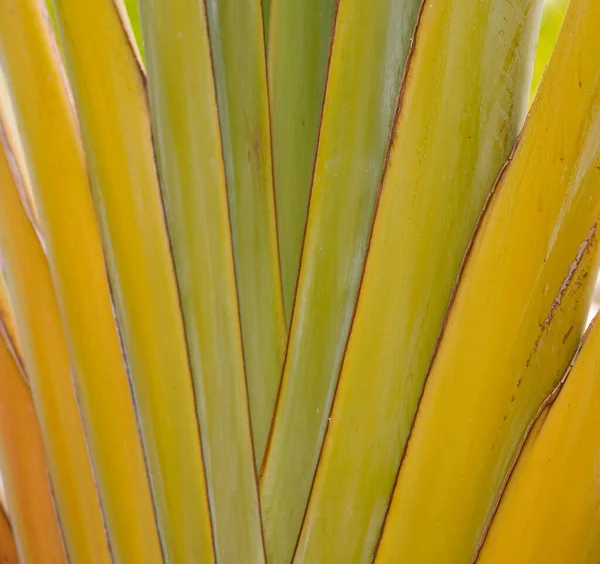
<box><xmin>530</xmin><ymin>0</ymin><xmax>569</xmax><ymax>101</ymax></box>
<box><xmin>259</xmin><ymin>0</ymin><xmax>421</xmax><ymax>561</ymax></box>
<box><xmin>292</xmin><ymin>0</ymin><xmax>543</xmax><ymax>560</ymax></box>
<box><xmin>139</xmin><ymin>0</ymin><xmax>265</xmax><ymax>560</ymax></box>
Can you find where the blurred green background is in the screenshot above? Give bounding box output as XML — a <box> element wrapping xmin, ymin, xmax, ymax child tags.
<box><xmin>123</xmin><ymin>0</ymin><xmax>142</xmax><ymax>52</ymax></box>
<box><xmin>530</xmin><ymin>0</ymin><xmax>570</xmax><ymax>101</ymax></box>
<box><xmin>120</xmin><ymin>0</ymin><xmax>568</xmax><ymax>102</ymax></box>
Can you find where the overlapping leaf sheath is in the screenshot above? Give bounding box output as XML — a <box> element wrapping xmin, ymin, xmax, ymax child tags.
<box><xmin>259</xmin><ymin>0</ymin><xmax>421</xmax><ymax>560</ymax></box>
<box><xmin>0</xmin><ymin>506</ymin><xmax>17</xmax><ymax>564</ymax></box>
<box><xmin>0</xmin><ymin>328</ymin><xmax>66</xmax><ymax>563</ymax></box>
<box><xmin>139</xmin><ymin>0</ymin><xmax>264</xmax><ymax>560</ymax></box>
<box><xmin>49</xmin><ymin>0</ymin><xmax>214</xmax><ymax>560</ymax></box>
<box><xmin>478</xmin><ymin>313</ymin><xmax>600</xmax><ymax>563</ymax></box>
<box><xmin>268</xmin><ymin>0</ymin><xmax>337</xmax><ymax>323</ymax></box>
<box><xmin>0</xmin><ymin>69</ymin><xmax>39</xmax><ymax>233</ymax></box>
<box><xmin>204</xmin><ymin>0</ymin><xmax>286</xmax><ymax>467</ymax></box>
<box><xmin>0</xmin><ymin>123</ymin><xmax>110</xmax><ymax>561</ymax></box>
<box><xmin>262</xmin><ymin>0</ymin><xmax>271</xmax><ymax>45</ymax></box>
<box><xmin>0</xmin><ymin>274</ymin><xmax>24</xmax><ymax>377</ymax></box>
<box><xmin>290</xmin><ymin>0</ymin><xmax>542</xmax><ymax>560</ymax></box>
<box><xmin>375</xmin><ymin>0</ymin><xmax>600</xmax><ymax>559</ymax></box>
<box><xmin>0</xmin><ymin>0</ymin><xmax>161</xmax><ymax>561</ymax></box>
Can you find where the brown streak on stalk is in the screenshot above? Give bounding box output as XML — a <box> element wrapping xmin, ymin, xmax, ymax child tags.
<box><xmin>289</xmin><ymin>0</ymin><xmax>429</xmax><ymax>558</ymax></box>
<box><xmin>471</xmin><ymin>339</ymin><xmax>587</xmax><ymax>562</ymax></box>
<box><xmin>525</xmin><ymin>224</ymin><xmax>596</xmax><ymax>369</ymax></box>
<box><xmin>545</xmin><ymin>225</ymin><xmax>595</xmax><ymax>326</ymax></box>
<box><xmin>259</xmin><ymin>0</ymin><xmax>341</xmax><ymax>480</ymax></box>
<box><xmin>472</xmin><ymin>225</ymin><xmax>598</xmax><ymax>562</ymax></box>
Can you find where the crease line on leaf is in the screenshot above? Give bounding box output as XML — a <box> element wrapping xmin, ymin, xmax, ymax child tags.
<box><xmin>0</xmin><ymin>273</ymin><xmax>26</xmax><ymax>383</ymax></box>
<box><xmin>262</xmin><ymin>0</ymin><xmax>286</xmax><ymax>341</ymax></box>
<box><xmin>0</xmin><ymin>316</ymin><xmax>26</xmax><ymax>383</ymax></box>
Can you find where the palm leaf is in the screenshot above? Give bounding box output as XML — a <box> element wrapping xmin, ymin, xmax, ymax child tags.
<box><xmin>0</xmin><ymin>0</ymin><xmax>599</xmax><ymax>561</ymax></box>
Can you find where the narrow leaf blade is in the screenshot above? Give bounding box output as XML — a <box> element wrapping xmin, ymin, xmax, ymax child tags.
<box><xmin>205</xmin><ymin>0</ymin><xmax>286</xmax><ymax>468</ymax></box>
<box><xmin>0</xmin><ymin>327</ymin><xmax>67</xmax><ymax>564</ymax></box>
<box><xmin>268</xmin><ymin>0</ymin><xmax>337</xmax><ymax>324</ymax></box>
<box><xmin>49</xmin><ymin>0</ymin><xmax>214</xmax><ymax>559</ymax></box>
<box><xmin>0</xmin><ymin>1</ymin><xmax>162</xmax><ymax>560</ymax></box>
<box><xmin>0</xmin><ymin>120</ymin><xmax>110</xmax><ymax>563</ymax></box>
<box><xmin>139</xmin><ymin>0</ymin><xmax>265</xmax><ymax>559</ymax></box>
